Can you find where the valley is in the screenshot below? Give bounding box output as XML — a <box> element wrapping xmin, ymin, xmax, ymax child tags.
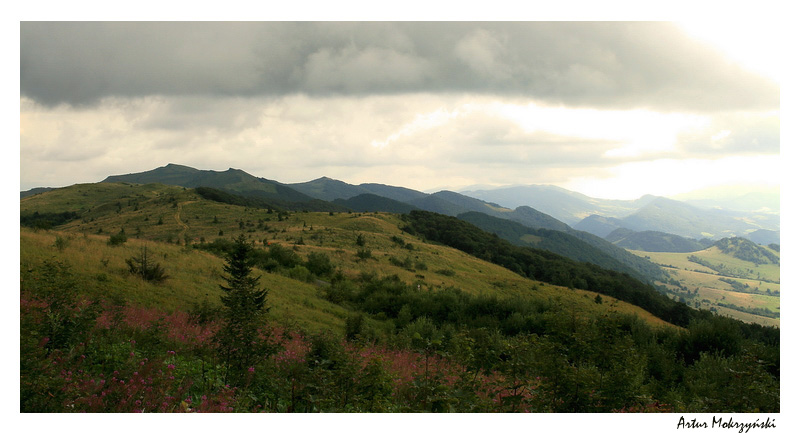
<box><xmin>631</xmin><ymin>246</ymin><xmax>780</xmax><ymax>327</ymax></box>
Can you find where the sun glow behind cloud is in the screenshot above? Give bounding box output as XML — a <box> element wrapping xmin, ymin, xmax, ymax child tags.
<box><xmin>564</xmin><ymin>154</ymin><xmax>781</xmax><ymax>200</ymax></box>
<box><xmin>677</xmin><ymin>19</ymin><xmax>782</xmax><ymax>85</ymax></box>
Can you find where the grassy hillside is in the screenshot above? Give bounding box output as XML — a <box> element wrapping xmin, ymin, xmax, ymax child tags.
<box><xmin>20</xmin><ymin>183</ymin><xmax>674</xmax><ymax>330</ymax></box>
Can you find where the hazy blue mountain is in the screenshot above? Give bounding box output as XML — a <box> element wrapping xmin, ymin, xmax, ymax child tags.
<box><xmin>461</xmin><ymin>184</ymin><xmax>600</xmax><ymax>225</ymax></box>
<box><xmin>605</xmin><ymin>228</ymin><xmax>706</xmax><ymax>253</ymax></box>
<box><xmin>406</xmin><ymin>194</ymin><xmax>474</xmax><ymax>216</ymax></box>
<box><xmin>507</xmin><ymin>205</ymin><xmax>572</xmax><ymax>232</ymax></box>
<box><xmin>671</xmin><ymin>184</ymin><xmax>779</xmax><ymax>214</ymax></box>
<box><xmin>463</xmin><ymin>183</ymin><xmax>779</xmax><ymax>243</ymax></box>
<box><xmin>573</xmin><ymin>215</ymin><xmax>626</xmax><ymax>238</ymax></box>
<box><xmin>620</xmin><ymin>197</ymin><xmax>757</xmax><ymax>239</ymax></box>
<box><xmin>461</xmin><ymin>185</ymin><xmax>658</xmax><ymax>225</ymax></box>
<box><xmin>429</xmin><ymin>191</ymin><xmax>506</xmax><ymax>214</ymax></box>
<box><xmin>404</xmin><ymin>190</ymin><xmax>572</xmax><ymax>234</ymax></box>
<box><xmin>746</xmin><ymin>229</ymin><xmax>780</xmax><ymax>245</ymax></box>
<box><xmin>572</xmin><ymin>196</ymin><xmax>776</xmax><ymax>242</ymax></box>
<box><xmin>20</xmin><ymin>187</ymin><xmax>57</xmax><ymax>198</ymax></box>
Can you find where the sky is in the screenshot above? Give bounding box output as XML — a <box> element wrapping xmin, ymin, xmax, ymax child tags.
<box><xmin>18</xmin><ymin>16</ymin><xmax>783</xmax><ymax>200</ymax></box>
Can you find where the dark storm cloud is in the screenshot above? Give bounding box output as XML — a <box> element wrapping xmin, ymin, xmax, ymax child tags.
<box><xmin>21</xmin><ymin>22</ymin><xmax>778</xmax><ymax>112</ymax></box>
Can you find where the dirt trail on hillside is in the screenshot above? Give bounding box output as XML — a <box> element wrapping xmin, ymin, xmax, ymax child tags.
<box><xmin>174</xmin><ymin>201</ymin><xmax>196</xmax><ymax>240</ymax></box>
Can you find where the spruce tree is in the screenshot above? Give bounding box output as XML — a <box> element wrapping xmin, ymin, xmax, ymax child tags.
<box><xmin>217</xmin><ymin>234</ymin><xmax>269</xmax><ymax>385</ymax></box>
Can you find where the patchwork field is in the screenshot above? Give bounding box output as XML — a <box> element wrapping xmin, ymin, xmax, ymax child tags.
<box><xmin>631</xmin><ymin>248</ymin><xmax>780</xmax><ymax>327</ymax></box>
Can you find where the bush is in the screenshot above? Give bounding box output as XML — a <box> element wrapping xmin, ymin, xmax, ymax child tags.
<box><xmin>107</xmin><ymin>229</ymin><xmax>128</xmax><ymax>246</ymax></box>
<box><xmin>286</xmin><ymin>265</ymin><xmax>314</xmax><ymax>283</ymax></box>
<box><xmin>306</xmin><ymin>252</ymin><xmax>334</xmax><ymax>277</ymax></box>
<box><xmin>53</xmin><ymin>235</ymin><xmax>70</xmax><ymax>252</ymax></box>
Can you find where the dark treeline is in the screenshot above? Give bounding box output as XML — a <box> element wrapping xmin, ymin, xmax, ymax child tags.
<box><xmin>403</xmin><ymin>211</ymin><xmax>693</xmax><ymax>325</ymax></box>
<box><xmin>195</xmin><ymin>186</ymin><xmax>349</xmax><ymax>213</ymax></box>
<box><xmin>457</xmin><ymin>211</ymin><xmax>660</xmax><ymax>283</ymax></box>
<box><xmin>20</xmin><ymin>210</ymin><xmax>80</xmax><ymax>230</ymax></box>
<box><xmin>195</xmin><ymin>186</ymin><xmax>279</xmax><ymax>211</ymax></box>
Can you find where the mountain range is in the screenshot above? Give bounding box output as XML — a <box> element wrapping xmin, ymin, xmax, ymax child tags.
<box><xmin>22</xmin><ymin>163</ymin><xmax>780</xmax><ymax>250</ymax></box>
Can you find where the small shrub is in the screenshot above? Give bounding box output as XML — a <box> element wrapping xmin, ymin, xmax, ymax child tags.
<box><xmin>126</xmin><ymin>246</ymin><xmax>169</xmax><ymax>283</ymax></box>
<box><xmin>356</xmin><ymin>248</ymin><xmax>372</xmax><ymax>261</ymax></box>
<box><xmin>107</xmin><ymin>229</ymin><xmax>128</xmax><ymax>246</ymax></box>
<box><xmin>53</xmin><ymin>235</ymin><xmax>70</xmax><ymax>252</ymax></box>
<box><xmin>434</xmin><ymin>268</ymin><xmax>456</xmax><ymax>277</ymax></box>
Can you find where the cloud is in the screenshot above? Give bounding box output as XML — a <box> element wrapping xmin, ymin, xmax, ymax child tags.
<box><xmin>21</xmin><ymin>22</ymin><xmax>778</xmax><ymax>112</ymax></box>
<box><xmin>674</xmin><ymin>112</ymin><xmax>780</xmax><ymax>157</ymax></box>
<box><xmin>301</xmin><ymin>46</ymin><xmax>434</xmax><ymax>93</ymax></box>
<box><xmin>454</xmin><ymin>28</ymin><xmax>513</xmax><ymax>81</ymax></box>
<box><xmin>16</xmin><ymin>94</ymin><xmax>644</xmax><ymax>189</ymax></box>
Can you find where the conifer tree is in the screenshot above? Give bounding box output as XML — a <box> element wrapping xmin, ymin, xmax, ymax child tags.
<box><xmin>217</xmin><ymin>234</ymin><xmax>269</xmax><ymax>385</ymax></box>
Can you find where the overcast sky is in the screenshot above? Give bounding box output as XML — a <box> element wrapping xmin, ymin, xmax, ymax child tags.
<box><xmin>19</xmin><ymin>20</ymin><xmax>782</xmax><ymax>199</ymax></box>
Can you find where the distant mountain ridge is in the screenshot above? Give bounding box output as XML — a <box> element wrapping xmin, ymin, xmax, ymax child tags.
<box><xmin>101</xmin><ymin>164</ymin><xmax>341</xmax><ymax>212</ymax></box>
<box><xmin>25</xmin><ymin>163</ymin><xmax>779</xmax><ymax>247</ymax></box>
<box><xmin>461</xmin><ymin>184</ymin><xmax>778</xmax><ymax>244</ymax></box>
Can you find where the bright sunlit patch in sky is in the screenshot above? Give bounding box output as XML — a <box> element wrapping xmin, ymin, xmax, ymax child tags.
<box><xmin>677</xmin><ymin>19</ymin><xmax>782</xmax><ymax>84</ymax></box>
<box><xmin>491</xmin><ymin>102</ymin><xmax>709</xmax><ymax>158</ymax></box>
<box><xmin>564</xmin><ymin>154</ymin><xmax>781</xmax><ymax>200</ymax></box>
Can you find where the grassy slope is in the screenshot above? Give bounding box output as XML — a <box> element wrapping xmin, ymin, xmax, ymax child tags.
<box><xmin>630</xmin><ymin>248</ymin><xmax>780</xmax><ymax>327</ymax></box>
<box><xmin>21</xmin><ymin>183</ymin><xmax>677</xmax><ymax>333</ymax></box>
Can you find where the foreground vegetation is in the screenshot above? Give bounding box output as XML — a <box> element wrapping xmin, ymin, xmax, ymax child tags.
<box><xmin>19</xmin><ymin>184</ymin><xmax>780</xmax><ymax>412</ymax></box>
